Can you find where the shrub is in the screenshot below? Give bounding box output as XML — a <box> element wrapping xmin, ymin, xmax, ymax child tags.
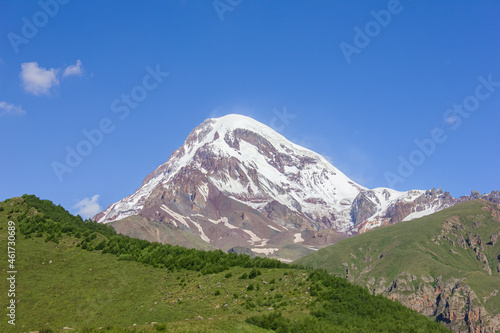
<box><xmin>154</xmin><ymin>323</ymin><xmax>167</xmax><ymax>332</ymax></box>
<box><xmin>249</xmin><ymin>268</ymin><xmax>261</xmax><ymax>279</ymax></box>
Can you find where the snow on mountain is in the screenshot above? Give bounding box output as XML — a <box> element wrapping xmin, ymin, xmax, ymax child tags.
<box><xmin>94</xmin><ymin>114</ymin><xmax>464</xmax><ymax>259</ymax></box>
<box><xmin>98</xmin><ymin>115</ymin><xmax>365</xmax><ymax>229</ymax></box>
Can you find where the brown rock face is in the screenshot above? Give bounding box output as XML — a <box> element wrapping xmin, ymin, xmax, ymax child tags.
<box><xmin>350</xmin><ymin>191</ymin><xmax>379</xmax><ymax>226</ymax></box>
<box><xmin>490</xmin><ymin>232</ymin><xmax>500</xmax><ymax>245</ymax></box>
<box><xmin>385</xmin><ymin>188</ymin><xmax>454</xmax><ymax>224</ymax></box>
<box><xmin>378</xmin><ymin>276</ymin><xmax>500</xmax><ymax>332</ymax></box>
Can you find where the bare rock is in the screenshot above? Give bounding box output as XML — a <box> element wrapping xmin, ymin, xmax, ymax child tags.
<box><xmin>373</xmin><ymin>277</ymin><xmax>387</xmax><ymax>295</ymax></box>
<box><xmin>476</xmin><ymin>251</ymin><xmax>492</xmax><ymax>275</ymax></box>
<box><xmin>367</xmin><ymin>277</ymin><xmax>375</xmax><ymax>285</ymax></box>
<box><xmin>359</xmin><ymin>265</ymin><xmax>373</xmax><ymax>278</ymax></box>
<box><xmin>467</xmin><ymin>232</ymin><xmax>484</xmax><ymax>251</ymax></box>
<box><xmin>384</xmin><ymin>276</ymin><xmax>500</xmax><ymax>332</ymax></box>
<box><xmin>350</xmin><ymin>191</ymin><xmax>380</xmax><ymax>226</ymax></box>
<box><xmin>490</xmin><ymin>231</ymin><xmax>500</xmax><ymax>245</ymax></box>
<box><xmin>420</xmin><ymin>275</ymin><xmax>435</xmax><ymax>283</ymax></box>
<box><xmin>456</xmin><ymin>234</ymin><xmax>467</xmax><ymax>249</ymax></box>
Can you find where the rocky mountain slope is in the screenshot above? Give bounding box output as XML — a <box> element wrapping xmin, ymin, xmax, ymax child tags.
<box><xmin>295</xmin><ymin>200</ymin><xmax>500</xmax><ymax>332</ymax></box>
<box><xmin>94</xmin><ymin>114</ymin><xmax>498</xmax><ymax>260</ymax></box>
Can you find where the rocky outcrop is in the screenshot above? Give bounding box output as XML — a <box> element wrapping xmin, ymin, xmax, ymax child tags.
<box><xmin>467</xmin><ymin>191</ymin><xmax>500</xmax><ymax>205</ymax></box>
<box><xmin>456</xmin><ymin>234</ymin><xmax>467</xmax><ymax>249</ymax></box>
<box><xmin>490</xmin><ymin>232</ymin><xmax>500</xmax><ymax>245</ymax></box>
<box><xmin>467</xmin><ymin>233</ymin><xmax>484</xmax><ymax>250</ymax></box>
<box><xmin>350</xmin><ymin>191</ymin><xmax>379</xmax><ymax>226</ymax></box>
<box><xmin>384</xmin><ymin>188</ymin><xmax>455</xmax><ymax>224</ymax></box>
<box><xmin>475</xmin><ymin>250</ymin><xmax>492</xmax><ymax>275</ymax></box>
<box><xmin>357</xmin><ymin>190</ymin><xmax>500</xmax><ymax>234</ymax></box>
<box><xmin>376</xmin><ymin>275</ymin><xmax>500</xmax><ymax>332</ymax></box>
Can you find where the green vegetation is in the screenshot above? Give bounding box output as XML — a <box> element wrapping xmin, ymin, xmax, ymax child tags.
<box><xmin>295</xmin><ymin>200</ymin><xmax>500</xmax><ymax>316</ymax></box>
<box><xmin>14</xmin><ymin>195</ymin><xmax>290</xmax><ymax>274</ymax></box>
<box><xmin>0</xmin><ymin>195</ymin><xmax>450</xmax><ymax>332</ymax></box>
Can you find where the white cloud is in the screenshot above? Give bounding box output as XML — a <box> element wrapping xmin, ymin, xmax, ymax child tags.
<box><xmin>0</xmin><ymin>101</ymin><xmax>26</xmax><ymax>116</ymax></box>
<box><xmin>63</xmin><ymin>59</ymin><xmax>83</xmax><ymax>78</ymax></box>
<box><xmin>20</xmin><ymin>62</ymin><xmax>59</xmax><ymax>95</ymax></box>
<box><xmin>20</xmin><ymin>60</ymin><xmax>84</xmax><ymax>96</ymax></box>
<box><xmin>73</xmin><ymin>195</ymin><xmax>102</xmax><ymax>219</ymax></box>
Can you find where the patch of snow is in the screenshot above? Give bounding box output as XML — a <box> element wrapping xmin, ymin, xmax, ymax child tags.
<box><xmin>251</xmin><ymin>248</ymin><xmax>279</xmax><ymax>255</ymax></box>
<box><xmin>207</xmin><ymin>217</ymin><xmax>239</xmax><ymax>229</ymax></box>
<box><xmin>276</xmin><ymin>258</ymin><xmax>293</xmax><ymax>263</ymax></box>
<box><xmin>293</xmin><ymin>233</ymin><xmax>304</xmax><ymax>243</ymax></box>
<box><xmin>190</xmin><ymin>220</ymin><xmax>211</xmax><ymax>243</ymax></box>
<box><xmin>243</xmin><ymin>229</ymin><xmax>262</xmax><ymax>245</ymax></box>
<box><xmin>359</xmin><ymin>219</ymin><xmax>382</xmax><ymax>233</ymax></box>
<box><xmin>160</xmin><ymin>205</ymin><xmax>189</xmax><ymax>228</ymax></box>
<box><xmin>254</xmin><ymin>239</ymin><xmax>269</xmax><ymax>247</ymax></box>
<box><xmin>402</xmin><ymin>203</ymin><xmax>440</xmax><ymax>221</ymax></box>
<box><xmin>198</xmin><ymin>183</ymin><xmax>209</xmax><ymax>201</ymax></box>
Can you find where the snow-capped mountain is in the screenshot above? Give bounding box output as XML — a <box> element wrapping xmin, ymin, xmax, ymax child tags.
<box><xmin>94</xmin><ymin>114</ymin><xmax>466</xmax><ymax>260</ymax></box>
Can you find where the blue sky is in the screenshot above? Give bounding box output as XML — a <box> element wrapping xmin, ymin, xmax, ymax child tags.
<box><xmin>1</xmin><ymin>1</ymin><xmax>499</xmax><ymax>218</ymax></box>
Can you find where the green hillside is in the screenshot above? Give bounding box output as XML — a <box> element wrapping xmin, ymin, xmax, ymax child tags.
<box><xmin>294</xmin><ymin>200</ymin><xmax>500</xmax><ymax>331</ymax></box>
<box><xmin>0</xmin><ymin>195</ymin><xmax>449</xmax><ymax>332</ymax></box>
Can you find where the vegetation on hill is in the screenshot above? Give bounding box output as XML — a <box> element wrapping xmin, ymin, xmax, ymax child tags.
<box><xmin>294</xmin><ymin>200</ymin><xmax>500</xmax><ymax>332</ymax></box>
<box><xmin>15</xmin><ymin>194</ymin><xmax>290</xmax><ymax>274</ymax></box>
<box><xmin>0</xmin><ymin>195</ymin><xmax>450</xmax><ymax>332</ymax></box>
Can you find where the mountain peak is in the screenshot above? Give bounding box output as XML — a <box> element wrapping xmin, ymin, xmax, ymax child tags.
<box><xmin>208</xmin><ymin>113</ymin><xmax>285</xmax><ymax>138</ymax></box>
<box><xmin>94</xmin><ymin>114</ymin><xmax>461</xmax><ymax>261</ymax></box>
<box><xmin>209</xmin><ymin>113</ymin><xmax>265</xmax><ymax>128</ymax></box>
<box><xmin>189</xmin><ymin>113</ymin><xmax>294</xmax><ymax>155</ymax></box>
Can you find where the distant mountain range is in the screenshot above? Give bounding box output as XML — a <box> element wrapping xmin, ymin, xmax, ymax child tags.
<box><xmin>94</xmin><ymin>114</ymin><xmax>500</xmax><ymax>261</ymax></box>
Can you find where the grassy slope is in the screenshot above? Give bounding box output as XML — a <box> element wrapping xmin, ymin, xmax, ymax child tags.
<box><xmin>0</xmin><ymin>230</ymin><xmax>307</xmax><ymax>333</ymax></box>
<box><xmin>0</xmin><ymin>221</ymin><xmax>306</xmax><ymax>332</ymax></box>
<box><xmin>0</xmin><ymin>198</ymin><xmax>298</xmax><ymax>332</ymax></box>
<box><xmin>0</xmin><ymin>196</ymin><xmax>450</xmax><ymax>333</ymax></box>
<box><xmin>294</xmin><ymin>200</ymin><xmax>500</xmax><ymax>314</ymax></box>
